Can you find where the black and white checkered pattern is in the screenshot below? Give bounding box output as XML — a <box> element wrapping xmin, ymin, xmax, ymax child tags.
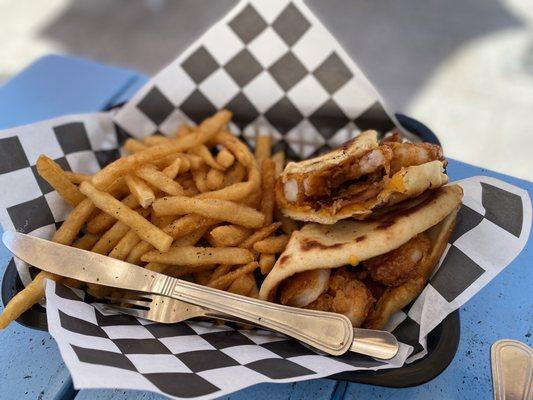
<box><xmin>0</xmin><ymin>0</ymin><xmax>531</xmax><ymax>397</ymax></box>
<box><xmin>46</xmin><ymin>282</ymin><xmax>412</xmax><ymax>399</ymax></box>
<box><xmin>114</xmin><ymin>0</ymin><xmax>397</xmax><ymax>159</ymax></box>
<box><xmin>0</xmin><ymin>114</ymin><xmax>123</xmax><ymax>285</ymax></box>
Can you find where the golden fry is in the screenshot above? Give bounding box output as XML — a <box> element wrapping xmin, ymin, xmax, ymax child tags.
<box><xmin>253</xmin><ymin>235</ymin><xmax>289</xmax><ymax>254</ymax></box>
<box><xmin>125</xmin><ymin>174</ymin><xmax>155</xmax><ymax>208</ymax></box>
<box><xmin>52</xmin><ymin>198</ymin><xmax>95</xmax><ymax>245</ymax></box>
<box><xmin>135</xmin><ymin>164</ymin><xmax>183</xmax><ymax>196</ymax></box>
<box><xmin>254</xmin><ymin>135</ymin><xmax>272</xmax><ymax>166</ymax></box>
<box><xmin>210</xmin><ymin>264</ymin><xmax>232</xmax><ymax>282</ymax></box>
<box><xmin>259</xmin><ymin>253</ymin><xmax>276</xmax><ymax>275</ymax></box>
<box><xmin>162</xmin><ymin>157</ymin><xmax>183</xmax><ymax>179</ymax></box>
<box><xmin>124</xmin><ymin>139</ymin><xmax>148</xmax><ymax>154</ymax></box>
<box><xmin>223</xmin><ymin>163</ymin><xmax>246</xmax><ymax>187</ymax></box>
<box><xmin>126</xmin><ymin>241</ymin><xmax>153</xmax><ymax>265</ymax></box>
<box><xmin>91</xmin><ymin>110</ymin><xmax>231</xmax><ymax>189</ymax></box>
<box><xmin>153</xmin><ymin>196</ymin><xmax>265</xmax><ymax>228</ymax></box>
<box><xmin>216</xmin><ymin>148</ymin><xmax>235</xmax><ymax>169</ymax></box>
<box><xmin>192</xmin><ymin>165</ymin><xmax>209</xmax><ymax>192</ymax></box>
<box><xmin>36</xmin><ymin>155</ymin><xmax>85</xmax><ymax>207</ymax></box>
<box><xmin>86</xmin><ymin>194</ymin><xmax>139</xmax><ymax>233</ymax></box>
<box><xmin>64</xmin><ymin>171</ymin><xmax>92</xmax><ymax>184</ymax></box>
<box><xmin>142</xmin><ymin>246</ymin><xmax>254</xmax><ymax>266</ymax></box>
<box><xmin>72</xmin><ymin>233</ymin><xmax>101</xmax><ymax>250</ymax></box>
<box><xmin>0</xmin><ymin>271</ymin><xmax>60</xmax><ymax>329</ymax></box>
<box><xmin>208</xmin><ymin>262</ymin><xmax>259</xmax><ymax>290</ymax></box>
<box><xmin>176</xmin><ymin>124</ymin><xmax>192</xmax><ymax>137</ymax></box>
<box><xmin>191</xmin><ymin>145</ymin><xmax>224</xmax><ymax>170</ymax></box>
<box><xmin>271</xmin><ymin>150</ymin><xmax>285</xmax><ymax>177</ymax></box>
<box><xmin>206</xmin><ymin>168</ymin><xmax>224</xmax><ymax>190</ymax></box>
<box><xmin>260</xmin><ymin>159</ymin><xmax>275</xmax><ymax>225</ymax></box>
<box><xmin>186</xmin><ymin>154</ymin><xmax>203</xmax><ymax>170</ymax></box>
<box><xmin>193</xmin><ymin>270</ymin><xmax>213</xmax><ymax>285</ymax></box>
<box><xmin>80</xmin><ymin>182</ymin><xmax>172</xmax><ymax>252</ymax></box>
<box><xmin>239</xmin><ymin>222</ymin><xmax>281</xmax><ymax>249</ymax></box>
<box><xmin>228</xmin><ymin>273</ymin><xmax>256</xmax><ymax>296</ymax></box>
<box><xmin>209</xmin><ymin>225</ymin><xmax>250</xmax><ymax>246</ymax></box>
<box><xmin>274</xmin><ymin>208</ymin><xmax>299</xmax><ymax>235</ymax></box>
<box><xmin>108</xmin><ymin>229</ymin><xmax>142</xmax><ymax>260</ymax></box>
<box><xmin>143</xmin><ymin>135</ymin><xmax>171</xmax><ymax>146</ymax></box>
<box><xmin>91</xmin><ymin>221</ymin><xmax>131</xmax><ymax>255</ymax></box>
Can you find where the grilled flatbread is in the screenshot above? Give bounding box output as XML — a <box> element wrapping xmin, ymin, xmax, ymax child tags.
<box><xmin>260</xmin><ymin>184</ymin><xmax>463</xmax><ymax>302</ymax></box>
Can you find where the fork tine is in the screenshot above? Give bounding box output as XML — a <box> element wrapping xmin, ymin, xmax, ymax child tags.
<box><xmin>105</xmin><ymin>296</ymin><xmax>152</xmax><ymax>308</ymax></box>
<box><xmin>103</xmin><ymin>304</ymin><xmax>149</xmax><ymax>319</ymax></box>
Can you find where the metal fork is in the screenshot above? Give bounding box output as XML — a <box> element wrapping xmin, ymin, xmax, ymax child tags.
<box><xmin>101</xmin><ymin>293</ymin><xmax>399</xmax><ymax>360</ymax></box>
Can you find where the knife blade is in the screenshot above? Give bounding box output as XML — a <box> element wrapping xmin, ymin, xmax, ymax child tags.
<box><xmin>3</xmin><ymin>231</ymin><xmax>161</xmax><ymax>294</ymax></box>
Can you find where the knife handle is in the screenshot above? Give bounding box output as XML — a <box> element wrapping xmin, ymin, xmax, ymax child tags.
<box><xmin>167</xmin><ymin>278</ymin><xmax>353</xmax><ymax>356</ymax></box>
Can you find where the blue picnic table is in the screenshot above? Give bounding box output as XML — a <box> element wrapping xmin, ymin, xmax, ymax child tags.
<box><xmin>0</xmin><ymin>55</ymin><xmax>531</xmax><ymax>400</ymax></box>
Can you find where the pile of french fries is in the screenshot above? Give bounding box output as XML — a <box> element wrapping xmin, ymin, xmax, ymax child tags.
<box><xmin>0</xmin><ymin>110</ymin><xmax>298</xmax><ymax>329</ymax></box>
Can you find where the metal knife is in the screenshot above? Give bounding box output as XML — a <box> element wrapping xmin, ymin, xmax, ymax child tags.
<box><xmin>3</xmin><ymin>231</ymin><xmax>399</xmax><ymax>359</ymax></box>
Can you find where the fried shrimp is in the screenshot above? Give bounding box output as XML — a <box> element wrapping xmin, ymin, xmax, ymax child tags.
<box><xmin>279</xmin><ymin>269</ymin><xmax>331</xmax><ymax>307</ymax></box>
<box><xmin>363</xmin><ymin>233</ymin><xmax>431</xmax><ymax>287</ymax></box>
<box><xmin>305</xmin><ymin>268</ymin><xmax>375</xmax><ymax>327</ymax></box>
<box><xmin>385</xmin><ymin>141</ymin><xmax>445</xmax><ymax>174</ymax></box>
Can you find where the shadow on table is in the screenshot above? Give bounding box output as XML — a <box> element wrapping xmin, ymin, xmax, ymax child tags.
<box><xmin>38</xmin><ymin>0</ymin><xmax>522</xmax><ymax>109</ymax></box>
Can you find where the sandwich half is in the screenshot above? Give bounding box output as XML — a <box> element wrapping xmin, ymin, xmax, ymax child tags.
<box><xmin>277</xmin><ymin>130</ymin><xmax>449</xmax><ymax>224</ymax></box>
<box><xmin>260</xmin><ymin>184</ymin><xmax>463</xmax><ymax>328</ymax></box>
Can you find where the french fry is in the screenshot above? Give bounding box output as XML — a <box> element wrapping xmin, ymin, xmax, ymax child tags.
<box><xmin>274</xmin><ymin>208</ymin><xmax>299</xmax><ymax>235</ymax></box>
<box><xmin>80</xmin><ymin>182</ymin><xmax>172</xmax><ymax>252</ymax></box>
<box><xmin>253</xmin><ymin>235</ymin><xmax>289</xmax><ymax>254</ymax></box>
<box><xmin>176</xmin><ymin>124</ymin><xmax>192</xmax><ymax>137</ymax></box>
<box><xmin>91</xmin><ymin>110</ymin><xmax>231</xmax><ymax>189</ymax></box>
<box><xmin>126</xmin><ymin>241</ymin><xmax>153</xmax><ymax>265</ymax></box>
<box><xmin>0</xmin><ymin>271</ymin><xmax>60</xmax><ymax>329</ymax></box>
<box><xmin>271</xmin><ymin>150</ymin><xmax>285</xmax><ymax>177</ymax></box>
<box><xmin>86</xmin><ymin>194</ymin><xmax>139</xmax><ymax>233</ymax></box>
<box><xmin>209</xmin><ymin>225</ymin><xmax>250</xmax><ymax>246</ymax></box>
<box><xmin>260</xmin><ymin>159</ymin><xmax>275</xmax><ymax>225</ymax></box>
<box><xmin>206</xmin><ymin>168</ymin><xmax>224</xmax><ymax>190</ymax></box>
<box><xmin>165</xmin><ymin>264</ymin><xmax>218</xmax><ymax>278</ymax></box>
<box><xmin>36</xmin><ymin>155</ymin><xmax>85</xmax><ymax>207</ymax></box>
<box><xmin>91</xmin><ymin>221</ymin><xmax>132</xmax><ymax>255</ymax></box>
<box><xmin>124</xmin><ymin>139</ymin><xmax>148</xmax><ymax>154</ymax></box>
<box><xmin>125</xmin><ymin>174</ymin><xmax>155</xmax><ymax>208</ymax></box>
<box><xmin>64</xmin><ymin>171</ymin><xmax>92</xmax><ymax>184</ymax></box>
<box><xmin>162</xmin><ymin>157</ymin><xmax>183</xmax><ymax>179</ymax></box>
<box><xmin>135</xmin><ymin>164</ymin><xmax>183</xmax><ymax>196</ymax></box>
<box><xmin>186</xmin><ymin>154</ymin><xmax>203</xmax><ymax>170</ymax></box>
<box><xmin>108</xmin><ymin>229</ymin><xmax>141</xmax><ymax>260</ymax></box>
<box><xmin>164</xmin><ymin>214</ymin><xmax>218</xmax><ymax>239</ymax></box>
<box><xmin>208</xmin><ymin>262</ymin><xmax>259</xmax><ymax>290</ymax></box>
<box><xmin>141</xmin><ymin>246</ymin><xmax>254</xmax><ymax>266</ymax></box>
<box><xmin>223</xmin><ymin>163</ymin><xmax>246</xmax><ymax>187</ymax></box>
<box><xmin>259</xmin><ymin>253</ymin><xmax>276</xmax><ymax>275</ymax></box>
<box><xmin>192</xmin><ymin>165</ymin><xmax>209</xmax><ymax>192</ymax></box>
<box><xmin>239</xmin><ymin>222</ymin><xmax>281</xmax><ymax>249</ymax></box>
<box><xmin>216</xmin><ymin>148</ymin><xmax>235</xmax><ymax>169</ymax></box>
<box><xmin>143</xmin><ymin>135</ymin><xmax>171</xmax><ymax>146</ymax></box>
<box><xmin>228</xmin><ymin>273</ymin><xmax>256</xmax><ymax>296</ymax></box>
<box><xmin>151</xmin><ymin>214</ymin><xmax>176</xmax><ymax>229</ymax></box>
<box><xmin>52</xmin><ymin>198</ymin><xmax>95</xmax><ymax>245</ymax></box>
<box><xmin>191</xmin><ymin>145</ymin><xmax>224</xmax><ymax>170</ymax></box>
<box><xmin>127</xmin><ymin>219</ymin><xmax>215</xmax><ymax>264</ymax></box>
<box><xmin>72</xmin><ymin>233</ymin><xmax>101</xmax><ymax>250</ymax></box>
<box><xmin>254</xmin><ymin>135</ymin><xmax>272</xmax><ymax>166</ymax></box>
<box><xmin>153</xmin><ymin>196</ymin><xmax>265</xmax><ymax>228</ymax></box>
<box><xmin>193</xmin><ymin>270</ymin><xmax>213</xmax><ymax>285</ymax></box>
<box><xmin>209</xmin><ymin>264</ymin><xmax>232</xmax><ymax>282</ymax></box>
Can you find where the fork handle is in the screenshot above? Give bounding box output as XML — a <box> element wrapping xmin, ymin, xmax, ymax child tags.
<box><xmin>169</xmin><ymin>279</ymin><xmax>353</xmax><ymax>356</ymax></box>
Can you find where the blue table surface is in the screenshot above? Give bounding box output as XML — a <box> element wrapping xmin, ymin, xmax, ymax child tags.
<box><xmin>0</xmin><ymin>55</ymin><xmax>531</xmax><ymax>400</ymax></box>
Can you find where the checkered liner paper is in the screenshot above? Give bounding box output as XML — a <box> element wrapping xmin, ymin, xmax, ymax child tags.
<box><xmin>0</xmin><ymin>0</ymin><xmax>531</xmax><ymax>398</ymax></box>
